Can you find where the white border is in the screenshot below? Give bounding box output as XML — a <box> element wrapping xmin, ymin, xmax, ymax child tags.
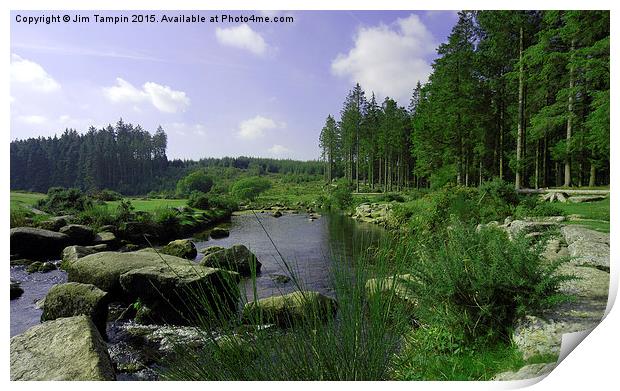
<box><xmin>3</xmin><ymin>1</ymin><xmax>617</xmax><ymax>390</ymax></box>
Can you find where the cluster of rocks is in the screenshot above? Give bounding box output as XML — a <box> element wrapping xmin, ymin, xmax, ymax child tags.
<box><xmin>493</xmin><ymin>223</ymin><xmax>610</xmax><ymax>381</ymax></box>
<box><xmin>351</xmin><ymin>203</ymin><xmax>392</xmax><ymax>226</ymax></box>
<box><xmin>11</xmin><ymin>224</ymin><xmax>118</xmax><ymax>262</ymax></box>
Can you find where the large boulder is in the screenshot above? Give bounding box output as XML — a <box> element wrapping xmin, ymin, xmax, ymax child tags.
<box><xmin>66</xmin><ymin>251</ymin><xmax>201</xmax><ymax>298</ymax></box>
<box><xmin>365</xmin><ymin>274</ymin><xmax>418</xmax><ymax>311</ymax></box>
<box><xmin>200</xmin><ymin>244</ymin><xmax>261</xmax><ymax>276</ymax></box>
<box><xmin>502</xmin><ymin>220</ymin><xmax>557</xmax><ymax>239</ymax></box>
<box><xmin>10</xmin><ymin>227</ymin><xmax>69</xmax><ymax>258</ymax></box>
<box><xmin>161</xmin><ymin>239</ymin><xmax>197</xmax><ymax>260</ymax></box>
<box><xmin>199</xmin><ymin>245</ymin><xmax>225</xmax><ymax>256</ymax></box>
<box><xmin>41</xmin><ymin>282</ymin><xmax>109</xmax><ymax>336</ymax></box>
<box><xmin>494</xmin><ymin>362</ymin><xmax>556</xmax><ymax>381</ymax></box>
<box><xmin>119</xmin><ymin>264</ymin><xmax>240</xmax><ymax>325</ymax></box>
<box><xmin>60</xmin><ymin>224</ymin><xmax>95</xmax><ymax>245</ymax></box>
<box><xmin>242</xmin><ymin>291</ymin><xmax>337</xmax><ymax>327</ymax></box>
<box><xmin>10</xmin><ymin>316</ymin><xmax>115</xmax><ymax>380</ymax></box>
<box><xmin>561</xmin><ymin>225</ymin><xmax>609</xmax><ymax>246</ymax></box>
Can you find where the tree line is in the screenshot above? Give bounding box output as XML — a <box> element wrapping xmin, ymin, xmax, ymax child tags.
<box><xmin>319</xmin><ymin>10</ymin><xmax>609</xmax><ymax>190</ymax></box>
<box><xmin>11</xmin><ymin>120</ymin><xmax>324</xmax><ymax>195</ymax></box>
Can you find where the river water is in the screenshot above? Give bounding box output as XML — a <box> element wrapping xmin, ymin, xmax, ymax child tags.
<box><xmin>10</xmin><ymin>212</ymin><xmax>385</xmax><ymax>338</ymax></box>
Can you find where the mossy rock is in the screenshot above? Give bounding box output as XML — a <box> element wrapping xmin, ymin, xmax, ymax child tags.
<box><xmin>199</xmin><ymin>245</ymin><xmax>225</xmax><ymax>256</ymax></box>
<box><xmin>210</xmin><ymin>227</ymin><xmax>230</xmax><ymax>239</ymax></box>
<box><xmin>161</xmin><ymin>239</ymin><xmax>197</xmax><ymax>260</ymax></box>
<box><xmin>200</xmin><ymin>244</ymin><xmax>261</xmax><ymax>276</ymax></box>
<box><xmin>10</xmin><ymin>227</ymin><xmax>69</xmax><ymax>258</ymax></box>
<box><xmin>67</xmin><ymin>251</ymin><xmax>206</xmax><ymax>298</ymax></box>
<box><xmin>41</xmin><ymin>282</ymin><xmax>109</xmax><ymax>336</ymax></box>
<box><xmin>10</xmin><ymin>316</ymin><xmax>115</xmax><ymax>380</ymax></box>
<box><xmin>119</xmin><ymin>264</ymin><xmax>240</xmax><ymax>325</ymax></box>
<box><xmin>242</xmin><ymin>291</ymin><xmax>337</xmax><ymax>328</ymax></box>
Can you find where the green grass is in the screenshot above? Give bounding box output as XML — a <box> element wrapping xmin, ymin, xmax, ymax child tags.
<box><xmin>393</xmin><ymin>336</ymin><xmax>557</xmax><ymax>380</ymax></box>
<box><xmin>253</xmin><ymin>176</ymin><xmax>324</xmax><ymax>207</ymax></box>
<box><xmin>106</xmin><ymin>198</ymin><xmax>188</xmax><ymax>212</ymax></box>
<box><xmin>10</xmin><ymin>191</ymin><xmax>46</xmax><ymax>211</ymax></box>
<box><xmin>554</xmin><ymin>197</ymin><xmax>610</xmax><ymax>232</ymax></box>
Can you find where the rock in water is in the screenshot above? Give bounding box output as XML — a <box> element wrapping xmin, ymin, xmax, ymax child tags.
<box><xmin>10</xmin><ymin>316</ymin><xmax>115</xmax><ymax>380</ymax></box>
<box><xmin>273</xmin><ymin>210</ymin><xmax>283</xmax><ymax>218</ymax></box>
<box><xmin>67</xmin><ymin>251</ymin><xmax>200</xmax><ymax>298</ymax></box>
<box><xmin>59</xmin><ymin>224</ymin><xmax>95</xmax><ymax>245</ymax></box>
<box><xmin>41</xmin><ymin>282</ymin><xmax>109</xmax><ymax>336</ymax></box>
<box><xmin>119</xmin><ymin>264</ymin><xmax>240</xmax><ymax>325</ymax></box>
<box><xmin>161</xmin><ymin>239</ymin><xmax>197</xmax><ymax>260</ymax></box>
<box><xmin>10</xmin><ymin>227</ymin><xmax>69</xmax><ymax>258</ymax></box>
<box><xmin>242</xmin><ymin>291</ymin><xmax>337</xmax><ymax>327</ymax></box>
<box><xmin>10</xmin><ymin>281</ymin><xmax>24</xmax><ymax>300</ymax></box>
<box><xmin>199</xmin><ymin>245</ymin><xmax>225</xmax><ymax>256</ymax></box>
<box><xmin>210</xmin><ymin>227</ymin><xmax>230</xmax><ymax>239</ymax></box>
<box><xmin>200</xmin><ymin>244</ymin><xmax>261</xmax><ymax>276</ymax></box>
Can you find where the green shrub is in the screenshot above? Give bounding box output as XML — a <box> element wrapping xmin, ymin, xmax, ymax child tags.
<box><xmin>230</xmin><ymin>177</ymin><xmax>271</xmax><ymax>202</ymax></box>
<box><xmin>35</xmin><ymin>187</ymin><xmax>93</xmax><ymax>215</ymax></box>
<box><xmin>76</xmin><ymin>205</ymin><xmax>119</xmax><ymax>228</ymax></box>
<box><xmin>515</xmin><ymin>199</ymin><xmax>566</xmax><ymax>219</ymax></box>
<box><xmin>90</xmin><ymin>189</ymin><xmax>123</xmax><ymax>201</ymax></box>
<box><xmin>405</xmin><ymin>221</ymin><xmax>572</xmax><ymax>345</ymax></box>
<box><xmin>188</xmin><ymin>192</ymin><xmax>211</xmax><ymax>209</ymax></box>
<box><xmin>477</xmin><ymin>179</ymin><xmax>519</xmax><ymax>222</ymax></box>
<box><xmin>177</xmin><ymin>170</ymin><xmax>214</xmax><ymax>196</ymax></box>
<box><xmin>209</xmin><ymin>195</ymin><xmax>239</xmax><ymax>213</ymax></box>
<box><xmin>10</xmin><ymin>208</ymin><xmax>33</xmax><ymax>228</ymax></box>
<box><xmin>324</xmin><ymin>181</ymin><xmax>354</xmax><ymax>210</ymax></box>
<box><xmin>383</xmin><ymin>193</ymin><xmax>405</xmax><ymax>203</ymax></box>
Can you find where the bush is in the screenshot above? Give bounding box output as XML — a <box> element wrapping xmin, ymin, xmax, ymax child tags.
<box><xmin>514</xmin><ymin>198</ymin><xmax>566</xmax><ymax>219</ymax></box>
<box><xmin>328</xmin><ymin>183</ymin><xmax>354</xmax><ymax>210</ymax></box>
<box><xmin>209</xmin><ymin>195</ymin><xmax>239</xmax><ymax>213</ymax></box>
<box><xmin>382</xmin><ymin>193</ymin><xmax>405</xmax><ymax>203</ymax></box>
<box><xmin>77</xmin><ymin>205</ymin><xmax>119</xmax><ymax>228</ymax></box>
<box><xmin>90</xmin><ymin>189</ymin><xmax>123</xmax><ymax>201</ymax></box>
<box><xmin>188</xmin><ymin>192</ymin><xmax>211</xmax><ymax>209</ymax></box>
<box><xmin>230</xmin><ymin>177</ymin><xmax>271</xmax><ymax>202</ymax></box>
<box><xmin>177</xmin><ymin>170</ymin><xmax>214</xmax><ymax>196</ymax></box>
<box><xmin>478</xmin><ymin>179</ymin><xmax>519</xmax><ymax>222</ymax></box>
<box><xmin>404</xmin><ymin>221</ymin><xmax>572</xmax><ymax>345</ymax></box>
<box><xmin>35</xmin><ymin>187</ymin><xmax>93</xmax><ymax>215</ymax></box>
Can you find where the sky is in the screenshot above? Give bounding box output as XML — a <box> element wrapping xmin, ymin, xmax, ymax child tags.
<box><xmin>10</xmin><ymin>10</ymin><xmax>458</xmax><ymax>161</ymax></box>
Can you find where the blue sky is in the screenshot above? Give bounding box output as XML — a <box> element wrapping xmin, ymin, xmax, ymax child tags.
<box><xmin>10</xmin><ymin>10</ymin><xmax>458</xmax><ymax>160</ymax></box>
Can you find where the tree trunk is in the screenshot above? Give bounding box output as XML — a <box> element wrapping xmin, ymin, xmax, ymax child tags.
<box><xmin>535</xmin><ymin>140</ymin><xmax>540</xmax><ymax>189</ymax></box>
<box><xmin>564</xmin><ymin>38</ymin><xmax>575</xmax><ymax>187</ymax></box>
<box><xmin>589</xmin><ymin>164</ymin><xmax>596</xmax><ymax>187</ymax></box>
<box><xmin>515</xmin><ymin>27</ymin><xmax>524</xmax><ymax>189</ymax></box>
<box><xmin>499</xmin><ymin>103</ymin><xmax>504</xmax><ymax>180</ymax></box>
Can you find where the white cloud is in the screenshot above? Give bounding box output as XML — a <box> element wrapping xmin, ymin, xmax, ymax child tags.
<box><xmin>236</xmin><ymin>115</ymin><xmax>283</xmax><ymax>140</ymax></box>
<box><xmin>16</xmin><ymin>114</ymin><xmax>47</xmax><ymax>125</ymax></box>
<box><xmin>143</xmin><ymin>82</ymin><xmax>191</xmax><ymax>113</ymax></box>
<box><xmin>164</xmin><ymin>122</ymin><xmax>207</xmax><ymax>137</ymax></box>
<box><xmin>268</xmin><ymin>144</ymin><xmax>292</xmax><ymax>157</ymax></box>
<box><xmin>331</xmin><ymin>14</ymin><xmax>436</xmax><ymax>102</ymax></box>
<box><xmin>11</xmin><ymin>54</ymin><xmax>60</xmax><ymax>93</ymax></box>
<box><xmin>215</xmin><ymin>24</ymin><xmax>268</xmax><ymax>55</ymax></box>
<box><xmin>102</xmin><ymin>78</ymin><xmax>190</xmax><ymax>113</ymax></box>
